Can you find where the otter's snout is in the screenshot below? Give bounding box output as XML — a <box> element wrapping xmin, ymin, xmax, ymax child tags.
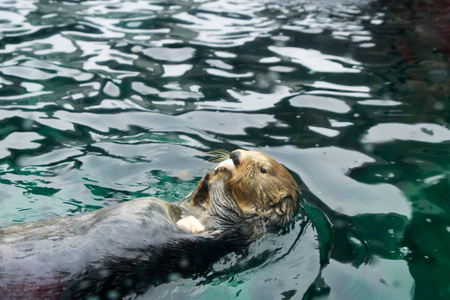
<box><xmin>214</xmin><ymin>149</ymin><xmax>242</xmax><ymax>175</ymax></box>
<box><xmin>230</xmin><ymin>151</ymin><xmax>241</xmax><ymax>167</ymax></box>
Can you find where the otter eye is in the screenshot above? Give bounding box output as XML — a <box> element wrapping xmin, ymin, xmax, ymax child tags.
<box><xmin>260</xmin><ymin>167</ymin><xmax>267</xmax><ymax>174</ymax></box>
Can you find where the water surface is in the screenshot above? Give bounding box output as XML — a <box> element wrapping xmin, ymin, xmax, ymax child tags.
<box><xmin>0</xmin><ymin>0</ymin><xmax>449</xmax><ymax>299</ymax></box>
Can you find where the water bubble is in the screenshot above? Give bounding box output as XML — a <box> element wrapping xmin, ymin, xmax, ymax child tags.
<box><xmin>22</xmin><ymin>118</ymin><xmax>35</xmax><ymax>130</ymax></box>
<box><xmin>349</xmin><ymin>236</ymin><xmax>362</xmax><ymax>247</ymax></box>
<box><xmin>334</xmin><ymin>219</ymin><xmax>347</xmax><ymax>229</ymax></box>
<box><xmin>370</xmin><ymin>19</ymin><xmax>383</xmax><ymax>25</ymax></box>
<box><xmin>168</xmin><ymin>272</ymin><xmax>182</xmax><ymax>281</ymax></box>
<box><xmin>100</xmin><ymin>268</ymin><xmax>112</xmax><ymax>278</ymax></box>
<box><xmin>359</xmin><ymin>43</ymin><xmax>376</xmax><ymax>48</ymax></box>
<box><xmin>106</xmin><ymin>290</ymin><xmax>120</xmax><ymax>299</ymax></box>
<box><xmin>124</xmin><ymin>279</ymin><xmax>133</xmax><ymax>287</ymax></box>
<box><xmin>400</xmin><ymin>247</ymin><xmax>411</xmax><ymax>256</ymax></box>
<box><xmin>177</xmin><ymin>170</ymin><xmax>191</xmax><ymax>180</ymax></box>
<box><xmin>80</xmin><ymin>280</ymin><xmax>91</xmax><ymax>289</ymax></box>
<box><xmin>179</xmin><ymin>258</ymin><xmax>190</xmax><ymax>268</ymax></box>
<box><xmin>363</xmin><ymin>143</ymin><xmax>374</xmax><ymax>153</ymax></box>
<box><xmin>433</xmin><ymin>101</ymin><xmax>445</xmax><ymax>110</ymax></box>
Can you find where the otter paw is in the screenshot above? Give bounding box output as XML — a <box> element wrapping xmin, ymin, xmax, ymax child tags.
<box><xmin>176</xmin><ymin>216</ymin><xmax>206</xmax><ymax>234</ymax></box>
<box><xmin>213</xmin><ymin>166</ymin><xmax>232</xmax><ymax>180</ymax></box>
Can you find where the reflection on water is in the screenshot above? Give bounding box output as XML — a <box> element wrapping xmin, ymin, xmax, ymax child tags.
<box><xmin>0</xmin><ymin>0</ymin><xmax>449</xmax><ymax>299</ymax></box>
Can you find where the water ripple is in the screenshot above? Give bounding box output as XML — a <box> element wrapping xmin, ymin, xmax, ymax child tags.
<box><xmin>0</xmin><ymin>0</ymin><xmax>449</xmax><ymax>299</ymax></box>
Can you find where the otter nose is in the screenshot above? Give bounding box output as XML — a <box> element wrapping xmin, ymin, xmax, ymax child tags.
<box><xmin>230</xmin><ymin>151</ymin><xmax>241</xmax><ymax>167</ymax></box>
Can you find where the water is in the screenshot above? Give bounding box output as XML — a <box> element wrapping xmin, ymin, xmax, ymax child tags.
<box><xmin>0</xmin><ymin>0</ymin><xmax>449</xmax><ymax>299</ymax></box>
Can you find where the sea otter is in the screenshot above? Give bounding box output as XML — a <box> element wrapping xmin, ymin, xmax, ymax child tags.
<box><xmin>0</xmin><ymin>149</ymin><xmax>299</xmax><ymax>299</ymax></box>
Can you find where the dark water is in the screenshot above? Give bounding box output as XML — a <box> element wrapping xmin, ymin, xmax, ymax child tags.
<box><xmin>1</xmin><ymin>0</ymin><xmax>449</xmax><ymax>299</ymax></box>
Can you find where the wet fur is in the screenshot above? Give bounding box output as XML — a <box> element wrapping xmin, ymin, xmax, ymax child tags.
<box><xmin>225</xmin><ymin>150</ymin><xmax>299</xmax><ymax>229</ymax></box>
<box><xmin>184</xmin><ymin>150</ymin><xmax>299</xmax><ymax>237</ymax></box>
<box><xmin>0</xmin><ymin>150</ymin><xmax>299</xmax><ymax>299</ymax></box>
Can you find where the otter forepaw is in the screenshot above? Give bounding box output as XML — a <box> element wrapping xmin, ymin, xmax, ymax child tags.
<box><xmin>213</xmin><ymin>166</ymin><xmax>232</xmax><ymax>181</ymax></box>
<box><xmin>177</xmin><ymin>216</ymin><xmax>206</xmax><ymax>234</ymax></box>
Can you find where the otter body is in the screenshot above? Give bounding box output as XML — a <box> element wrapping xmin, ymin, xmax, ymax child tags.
<box><xmin>0</xmin><ymin>198</ymin><xmax>240</xmax><ymax>299</ymax></box>
<box><xmin>0</xmin><ymin>150</ymin><xmax>299</xmax><ymax>299</ymax></box>
<box><xmin>0</xmin><ymin>198</ymin><xmax>203</xmax><ymax>298</ymax></box>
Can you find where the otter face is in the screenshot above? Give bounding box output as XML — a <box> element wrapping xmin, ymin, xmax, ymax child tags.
<box><xmin>183</xmin><ymin>149</ymin><xmax>299</xmax><ymax>239</ymax></box>
<box><xmin>216</xmin><ymin>149</ymin><xmax>299</xmax><ymax>229</ymax></box>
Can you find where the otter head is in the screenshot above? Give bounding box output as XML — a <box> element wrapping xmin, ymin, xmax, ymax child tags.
<box><xmin>183</xmin><ymin>149</ymin><xmax>299</xmax><ymax>241</ymax></box>
<box><xmin>215</xmin><ymin>149</ymin><xmax>299</xmax><ymax>229</ymax></box>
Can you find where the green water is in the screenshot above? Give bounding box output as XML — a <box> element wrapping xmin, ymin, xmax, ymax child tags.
<box><xmin>0</xmin><ymin>0</ymin><xmax>449</xmax><ymax>299</ymax></box>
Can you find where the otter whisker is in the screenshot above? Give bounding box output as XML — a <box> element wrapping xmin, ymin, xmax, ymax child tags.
<box><xmin>207</xmin><ymin>149</ymin><xmax>230</xmax><ymax>163</ymax></box>
<box><xmin>211</xmin><ymin>149</ymin><xmax>230</xmax><ymax>160</ymax></box>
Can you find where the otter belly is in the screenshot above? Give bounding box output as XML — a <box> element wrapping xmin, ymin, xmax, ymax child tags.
<box><xmin>0</xmin><ymin>198</ymin><xmax>228</xmax><ymax>299</ymax></box>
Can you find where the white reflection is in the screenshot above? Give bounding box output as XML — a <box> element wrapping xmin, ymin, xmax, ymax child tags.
<box><xmin>103</xmin><ymin>81</ymin><xmax>120</xmax><ymax>98</ymax></box>
<box><xmin>0</xmin><ymin>66</ymin><xmax>54</xmax><ymax>80</ymax></box>
<box><xmin>322</xmin><ymin>259</ymin><xmax>414</xmax><ymax>299</ymax></box>
<box><xmin>206</xmin><ymin>59</ymin><xmax>233</xmax><ymax>70</ymax></box>
<box><xmin>214</xmin><ymin>51</ymin><xmax>237</xmax><ymax>58</ymax></box>
<box><xmin>174</xmin><ymin>0</ymin><xmax>276</xmax><ymax>47</ymax></box>
<box><xmin>0</xmin><ymin>132</ymin><xmax>43</xmax><ymax>159</ymax></box>
<box><xmin>162</xmin><ymin>64</ymin><xmax>192</xmax><ymax>77</ymax></box>
<box><xmin>1</xmin><ymin>35</ymin><xmax>77</xmax><ymax>55</ymax></box>
<box><xmin>269</xmin><ymin>46</ymin><xmax>361</xmax><ymax>73</ymax></box>
<box><xmin>143</xmin><ymin>47</ymin><xmax>195</xmax><ymax>63</ymax></box>
<box><xmin>76</xmin><ymin>40</ymin><xmax>139</xmax><ymax>77</ymax></box>
<box><xmin>358</xmin><ymin>99</ymin><xmax>402</xmax><ymax>106</ymax></box>
<box><xmin>20</xmin><ymin>82</ymin><xmax>44</xmax><ymax>92</ymax></box>
<box><xmin>361</xmin><ymin>123</ymin><xmax>450</xmax><ymax>144</ymax></box>
<box><xmin>160</xmin><ymin>90</ymin><xmax>203</xmax><ymax>100</ymax></box>
<box><xmin>309</xmin><ymin>126</ymin><xmax>340</xmax><ymax>137</ymax></box>
<box><xmin>309</xmin><ymin>81</ymin><xmax>370</xmax><ymax>93</ymax></box>
<box><xmin>206</xmin><ymin>68</ymin><xmax>253</xmax><ymax>78</ymax></box>
<box><xmin>131</xmin><ymin>82</ymin><xmax>159</xmax><ymax>95</ymax></box>
<box><xmin>289</xmin><ymin>95</ymin><xmax>351</xmax><ymax>113</ymax></box>
<box><xmin>259</xmin><ymin>57</ymin><xmax>281</xmax><ymax>63</ymax></box>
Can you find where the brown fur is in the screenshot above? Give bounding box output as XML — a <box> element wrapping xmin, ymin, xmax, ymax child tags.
<box><xmin>184</xmin><ymin>149</ymin><xmax>299</xmax><ymax>235</ymax></box>
<box><xmin>227</xmin><ymin>150</ymin><xmax>299</xmax><ymax>228</ymax></box>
